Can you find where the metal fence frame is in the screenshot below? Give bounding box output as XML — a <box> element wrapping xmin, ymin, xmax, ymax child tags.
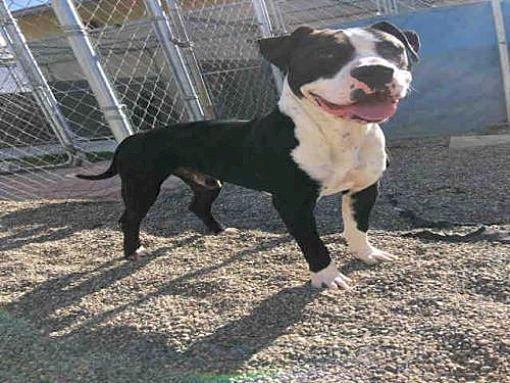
<box><xmin>252</xmin><ymin>0</ymin><xmax>284</xmax><ymax>91</ymax></box>
<box><xmin>52</xmin><ymin>0</ymin><xmax>134</xmax><ymax>142</ymax></box>
<box><xmin>0</xmin><ymin>0</ymin><xmax>78</xmax><ymax>156</ymax></box>
<box><xmin>144</xmin><ymin>0</ymin><xmax>206</xmax><ymax>121</ymax></box>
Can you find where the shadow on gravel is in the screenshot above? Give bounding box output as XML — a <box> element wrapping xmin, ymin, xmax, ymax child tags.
<box><xmin>3</xmin><ymin>284</ymin><xmax>319</xmax><ymax>381</ymax></box>
<box><xmin>5</xmin><ymin>242</ymin><xmax>318</xmax><ymax>379</ymax></box>
<box><xmin>4</xmin><ymin>235</ymin><xmax>201</xmax><ymax>333</ymax></box>
<box><xmin>178</xmin><ymin>284</ymin><xmax>319</xmax><ymax>374</ymax></box>
<box><xmin>48</xmin><ymin>236</ymin><xmax>294</xmax><ymax>334</ymax></box>
<box><xmin>0</xmin><ymin>200</ymin><xmax>121</xmax><ymax>252</ymax></box>
<box><xmin>5</xmin><ymin>233</ymin><xmax>294</xmax><ymax>332</ymax></box>
<box><xmin>401</xmin><ymin>226</ymin><xmax>510</xmax><ymax>244</ymax></box>
<box><xmin>84</xmin><ymin>285</ymin><xmax>318</xmax><ymax>378</ymax></box>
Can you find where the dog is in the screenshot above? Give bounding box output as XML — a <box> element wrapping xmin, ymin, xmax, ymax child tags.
<box><xmin>77</xmin><ymin>21</ymin><xmax>420</xmax><ymax>289</ymax></box>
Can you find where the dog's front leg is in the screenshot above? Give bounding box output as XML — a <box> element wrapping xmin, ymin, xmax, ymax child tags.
<box><xmin>273</xmin><ymin>195</ymin><xmax>351</xmax><ymax>289</ymax></box>
<box><xmin>342</xmin><ymin>182</ymin><xmax>396</xmax><ymax>264</ymax></box>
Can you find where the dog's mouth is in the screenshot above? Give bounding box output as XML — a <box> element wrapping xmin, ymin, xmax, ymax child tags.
<box><xmin>310</xmin><ymin>92</ymin><xmax>399</xmax><ymax>123</ymax></box>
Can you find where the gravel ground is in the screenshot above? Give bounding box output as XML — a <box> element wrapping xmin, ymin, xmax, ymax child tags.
<box><xmin>1</xmin><ymin>138</ymin><xmax>509</xmax><ymax>383</ymax></box>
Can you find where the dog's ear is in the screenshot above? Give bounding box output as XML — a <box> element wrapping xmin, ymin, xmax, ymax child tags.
<box><xmin>403</xmin><ymin>29</ymin><xmax>420</xmax><ymax>55</ymax></box>
<box><xmin>257</xmin><ymin>26</ymin><xmax>314</xmax><ymax>71</ymax></box>
<box><xmin>371</xmin><ymin>21</ymin><xmax>420</xmax><ymax>62</ymax></box>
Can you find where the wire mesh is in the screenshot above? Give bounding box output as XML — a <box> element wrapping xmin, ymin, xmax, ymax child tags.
<box><xmin>10</xmin><ymin>0</ymin><xmax>114</xmax><ymax>142</ymax></box>
<box><xmin>0</xmin><ymin>22</ymin><xmax>71</xmax><ymax>200</ymax></box>
<box><xmin>74</xmin><ymin>0</ymin><xmax>189</xmax><ymax>129</ymax></box>
<box><xmin>175</xmin><ymin>0</ymin><xmax>280</xmax><ymax>119</ymax></box>
<box><xmin>275</xmin><ymin>0</ymin><xmax>483</xmax><ymax>29</ymax></box>
<box><xmin>0</xmin><ymin>0</ymin><xmax>477</xmax><ymax>200</ymax></box>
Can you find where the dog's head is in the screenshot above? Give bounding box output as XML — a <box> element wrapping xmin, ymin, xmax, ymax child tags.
<box><xmin>258</xmin><ymin>22</ymin><xmax>420</xmax><ymax>124</ymax></box>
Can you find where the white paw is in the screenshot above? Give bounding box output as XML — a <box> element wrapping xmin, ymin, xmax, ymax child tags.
<box><xmin>310</xmin><ymin>262</ymin><xmax>352</xmax><ymax>289</ymax></box>
<box><xmin>222</xmin><ymin>227</ymin><xmax>239</xmax><ymax>235</ymax></box>
<box><xmin>354</xmin><ymin>245</ymin><xmax>396</xmax><ymax>265</ymax></box>
<box><xmin>133</xmin><ymin>246</ymin><xmax>150</xmax><ymax>259</ymax></box>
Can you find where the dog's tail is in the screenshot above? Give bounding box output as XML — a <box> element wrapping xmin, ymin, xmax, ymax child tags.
<box><xmin>76</xmin><ymin>154</ymin><xmax>118</xmax><ymax>181</ymax></box>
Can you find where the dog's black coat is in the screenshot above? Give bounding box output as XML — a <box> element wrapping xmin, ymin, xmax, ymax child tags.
<box><xmin>112</xmin><ymin>110</ymin><xmax>318</xmax><ymax>194</ymax></box>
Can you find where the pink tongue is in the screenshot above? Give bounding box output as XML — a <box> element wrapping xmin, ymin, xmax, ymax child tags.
<box><xmin>323</xmin><ymin>99</ymin><xmax>399</xmax><ymax>121</ymax></box>
<box><xmin>347</xmin><ymin>100</ymin><xmax>398</xmax><ymax>121</ymax></box>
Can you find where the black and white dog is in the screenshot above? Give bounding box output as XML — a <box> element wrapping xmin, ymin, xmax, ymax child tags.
<box><xmin>78</xmin><ymin>22</ymin><xmax>420</xmax><ymax>289</ymax></box>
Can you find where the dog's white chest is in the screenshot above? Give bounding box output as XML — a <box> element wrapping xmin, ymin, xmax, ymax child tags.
<box><xmin>320</xmin><ymin>146</ymin><xmax>384</xmax><ymax>195</ymax></box>
<box><xmin>291</xmin><ymin>119</ymin><xmax>387</xmax><ymax>196</ymax></box>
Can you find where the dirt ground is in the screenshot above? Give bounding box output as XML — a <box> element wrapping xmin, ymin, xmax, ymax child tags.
<box><xmin>1</xmin><ymin>137</ymin><xmax>509</xmax><ymax>383</ymax></box>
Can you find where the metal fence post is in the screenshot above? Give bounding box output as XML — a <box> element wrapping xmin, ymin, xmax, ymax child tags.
<box><xmin>252</xmin><ymin>0</ymin><xmax>284</xmax><ymax>92</ymax></box>
<box><xmin>52</xmin><ymin>0</ymin><xmax>134</xmax><ymax>142</ymax></box>
<box><xmin>491</xmin><ymin>0</ymin><xmax>510</xmax><ymax>123</ymax></box>
<box><xmin>392</xmin><ymin>0</ymin><xmax>398</xmax><ymax>13</ymax></box>
<box><xmin>378</xmin><ymin>0</ymin><xmax>397</xmax><ymax>14</ymax></box>
<box><xmin>0</xmin><ymin>0</ymin><xmax>79</xmax><ymax>157</ymax></box>
<box><xmin>144</xmin><ymin>0</ymin><xmax>205</xmax><ymax>121</ymax></box>
<box><xmin>264</xmin><ymin>0</ymin><xmax>287</xmax><ymax>35</ymax></box>
<box><xmin>165</xmin><ymin>0</ymin><xmax>215</xmax><ymax>119</ymax></box>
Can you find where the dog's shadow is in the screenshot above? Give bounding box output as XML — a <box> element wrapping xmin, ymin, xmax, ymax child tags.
<box><xmin>73</xmin><ymin>285</ymin><xmax>318</xmax><ymax>378</ymax></box>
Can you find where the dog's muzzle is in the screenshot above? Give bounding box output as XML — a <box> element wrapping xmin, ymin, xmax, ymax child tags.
<box><xmin>350</xmin><ymin>65</ymin><xmax>394</xmax><ymax>92</ymax></box>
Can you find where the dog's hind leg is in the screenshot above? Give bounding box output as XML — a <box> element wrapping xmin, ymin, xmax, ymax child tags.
<box><xmin>119</xmin><ymin>177</ymin><xmax>161</xmax><ymax>259</ymax></box>
<box><xmin>188</xmin><ymin>181</ymin><xmax>226</xmax><ymax>234</ymax></box>
<box><xmin>175</xmin><ymin>170</ymin><xmax>225</xmax><ymax>234</ymax></box>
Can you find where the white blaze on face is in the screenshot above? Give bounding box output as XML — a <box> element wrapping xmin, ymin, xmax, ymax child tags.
<box><xmin>300</xmin><ymin>27</ymin><xmax>412</xmax><ymax>107</ymax></box>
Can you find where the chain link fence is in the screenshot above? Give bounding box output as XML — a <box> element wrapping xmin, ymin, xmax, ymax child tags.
<box><xmin>0</xmin><ymin>0</ymin><xmax>476</xmax><ymax>200</ymax></box>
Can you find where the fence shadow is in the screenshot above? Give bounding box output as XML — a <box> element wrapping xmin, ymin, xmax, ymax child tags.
<box><xmin>0</xmin><ymin>183</ymin><xmax>357</xmax><ymax>253</ymax></box>
<box><xmin>4</xmin><ymin>232</ymin><xmax>317</xmax><ymax>379</ymax></box>
<box><xmin>178</xmin><ymin>284</ymin><xmax>319</xmax><ymax>374</ymax></box>
<box><xmin>5</xmin><ymin>234</ymin><xmax>292</xmax><ymax>333</ymax></box>
<box><xmin>0</xmin><ymin>199</ymin><xmax>121</xmax><ymax>252</ymax></box>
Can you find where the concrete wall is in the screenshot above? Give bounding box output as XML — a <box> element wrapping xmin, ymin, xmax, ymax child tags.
<box><xmin>336</xmin><ymin>1</ymin><xmax>507</xmax><ymax>138</ymax></box>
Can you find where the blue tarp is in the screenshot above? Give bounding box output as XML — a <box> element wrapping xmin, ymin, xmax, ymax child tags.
<box><xmin>335</xmin><ymin>1</ymin><xmax>506</xmax><ymax>138</ymax></box>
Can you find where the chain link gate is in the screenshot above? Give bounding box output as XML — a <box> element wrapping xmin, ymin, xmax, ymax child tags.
<box><xmin>0</xmin><ymin>3</ymin><xmax>74</xmax><ymax>199</ymax></box>
<box><xmin>0</xmin><ymin>0</ymin><xmax>480</xmax><ymax>200</ymax></box>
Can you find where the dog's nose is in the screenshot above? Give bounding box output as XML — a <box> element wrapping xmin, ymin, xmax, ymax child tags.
<box><xmin>350</xmin><ymin>65</ymin><xmax>394</xmax><ymax>91</ymax></box>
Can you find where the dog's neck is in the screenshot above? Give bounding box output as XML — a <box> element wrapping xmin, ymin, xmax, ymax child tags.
<box><xmin>277</xmin><ymin>78</ymin><xmax>376</xmax><ymax>143</ymax></box>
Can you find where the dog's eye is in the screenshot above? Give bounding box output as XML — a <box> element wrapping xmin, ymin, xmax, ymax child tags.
<box><xmin>376</xmin><ymin>41</ymin><xmax>405</xmax><ymax>67</ymax></box>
